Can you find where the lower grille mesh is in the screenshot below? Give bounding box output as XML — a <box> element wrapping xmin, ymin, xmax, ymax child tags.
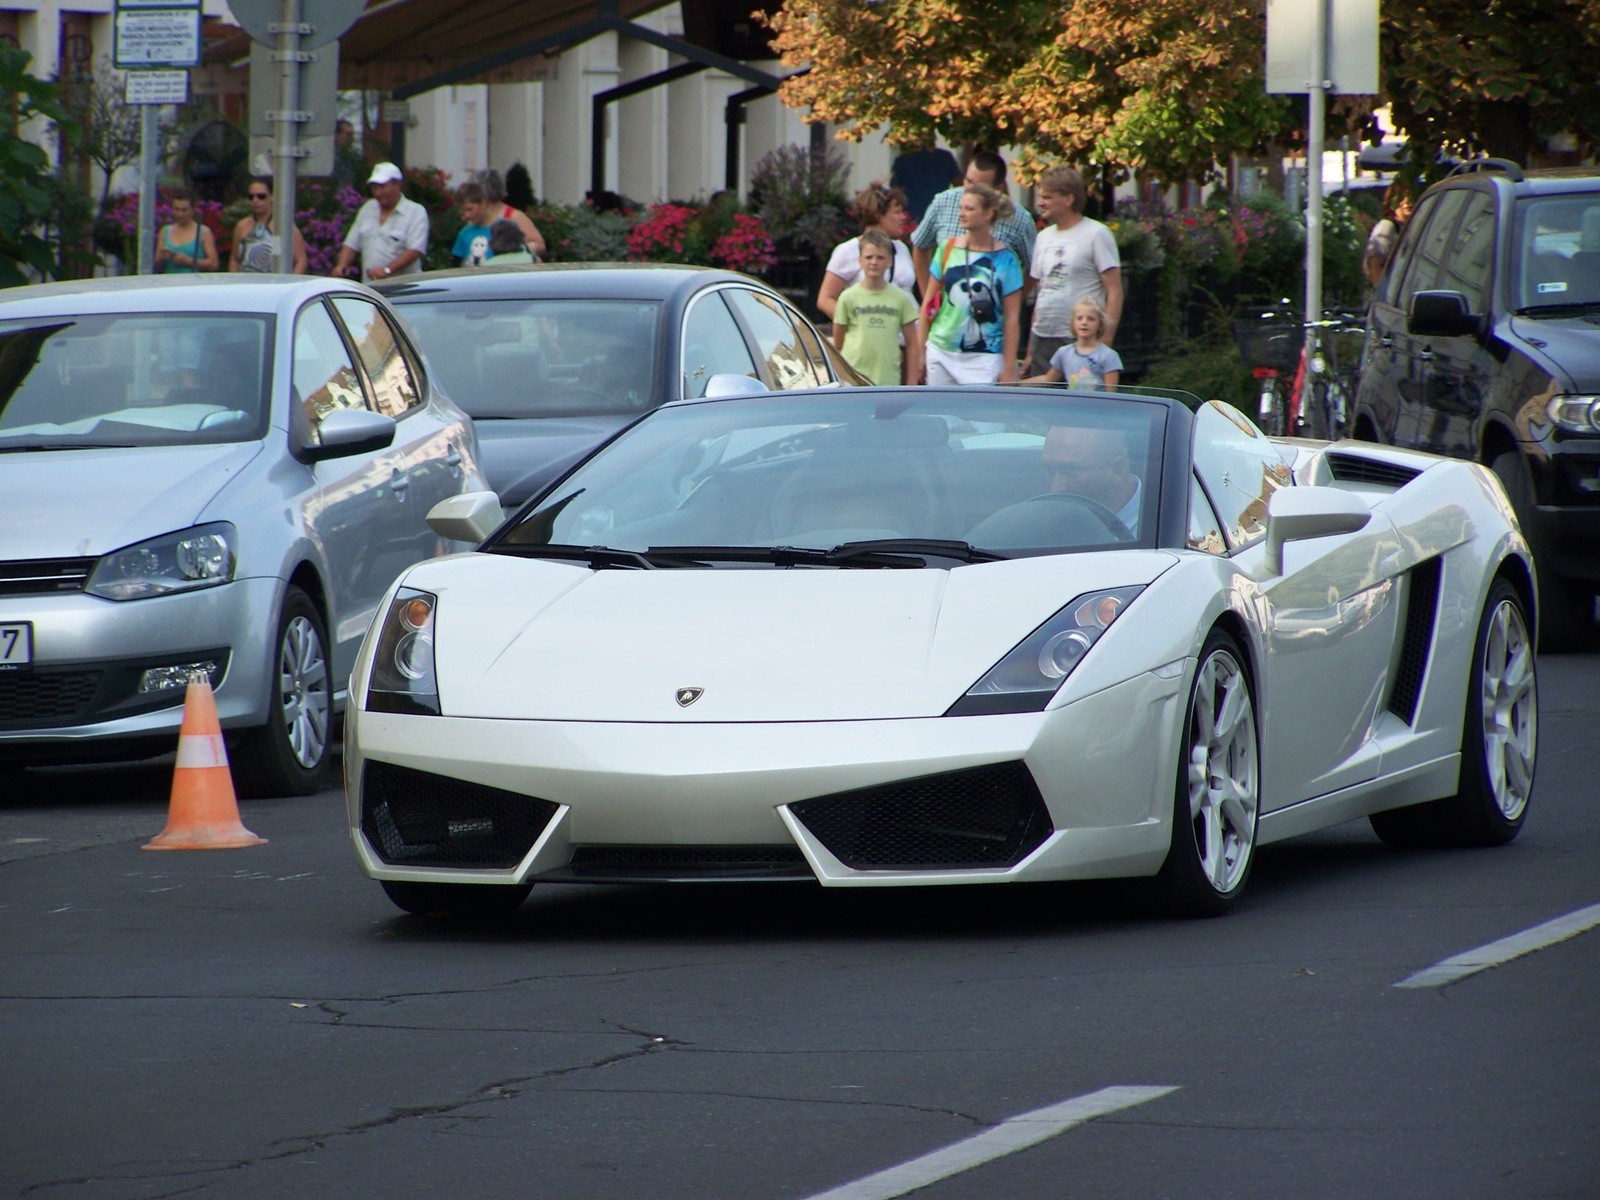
<box><xmin>361</xmin><ymin>760</ymin><xmax>559</xmax><ymax>868</ymax></box>
<box><xmin>567</xmin><ymin>845</ymin><xmax>811</xmax><ymax>880</ymax></box>
<box><xmin>789</xmin><ymin>761</ymin><xmax>1053</xmax><ymax>870</ymax></box>
<box><xmin>0</xmin><ymin>670</ymin><xmax>104</xmax><ymax>728</ymax></box>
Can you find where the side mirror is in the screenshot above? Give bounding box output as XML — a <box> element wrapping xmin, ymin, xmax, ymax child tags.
<box><xmin>704</xmin><ymin>373</ymin><xmax>769</xmax><ymax>398</ymax></box>
<box><xmin>1262</xmin><ymin>486</ymin><xmax>1371</xmax><ymax>576</ymax></box>
<box><xmin>427</xmin><ymin>490</ymin><xmax>504</xmax><ymax>544</ymax></box>
<box><xmin>301</xmin><ymin>408</ymin><xmax>396</xmax><ymax>462</ymax></box>
<box><xmin>1408</xmin><ymin>290</ymin><xmax>1484</xmax><ymax>339</ymax></box>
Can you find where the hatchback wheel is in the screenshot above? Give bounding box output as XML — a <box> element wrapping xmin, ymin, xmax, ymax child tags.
<box><xmin>1155</xmin><ymin>629</ymin><xmax>1260</xmax><ymax>917</ymax></box>
<box><xmin>1371</xmin><ymin>578</ymin><xmax>1536</xmax><ymax>849</ymax></box>
<box><xmin>232</xmin><ymin>586</ymin><xmax>332</xmax><ymax>798</ymax></box>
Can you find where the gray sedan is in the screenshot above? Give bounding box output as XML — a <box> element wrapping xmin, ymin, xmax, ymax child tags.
<box><xmin>0</xmin><ymin>275</ymin><xmax>486</xmax><ymax>794</ymax></box>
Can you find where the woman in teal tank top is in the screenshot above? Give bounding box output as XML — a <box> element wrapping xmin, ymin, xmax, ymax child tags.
<box><xmin>154</xmin><ymin>189</ymin><xmax>218</xmax><ymax>274</ymax></box>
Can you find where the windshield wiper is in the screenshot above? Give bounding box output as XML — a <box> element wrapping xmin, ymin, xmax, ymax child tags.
<box><xmin>1515</xmin><ymin>300</ymin><xmax>1600</xmax><ymax>316</ymax></box>
<box><xmin>492</xmin><ymin>543</ymin><xmax>668</xmax><ymax>570</ymax></box>
<box><xmin>0</xmin><ymin>441</ymin><xmax>138</xmax><ymax>453</ymax></box>
<box><xmin>828</xmin><ymin>538</ymin><xmax>1007</xmax><ymax>564</ymax></box>
<box><xmin>644</xmin><ymin>540</ymin><xmax>1004</xmax><ymax>569</ymax></box>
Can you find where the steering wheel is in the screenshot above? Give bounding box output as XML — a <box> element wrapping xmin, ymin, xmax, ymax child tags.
<box><xmin>1019</xmin><ymin>491</ymin><xmax>1134</xmax><ymax>541</ymax></box>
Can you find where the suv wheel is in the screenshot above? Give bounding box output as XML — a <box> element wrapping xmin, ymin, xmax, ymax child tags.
<box><xmin>1491</xmin><ymin>452</ymin><xmax>1597</xmax><ymax>652</ymax></box>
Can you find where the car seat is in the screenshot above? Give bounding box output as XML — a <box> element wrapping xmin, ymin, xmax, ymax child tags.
<box><xmin>766</xmin><ymin>416</ymin><xmax>949</xmax><ymax>541</ymax></box>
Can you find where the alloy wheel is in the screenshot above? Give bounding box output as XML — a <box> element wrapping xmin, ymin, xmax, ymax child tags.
<box><xmin>279</xmin><ymin>614</ymin><xmax>330</xmax><ymax>770</ymax></box>
<box><xmin>1187</xmin><ymin>649</ymin><xmax>1259</xmax><ymax>894</ymax></box>
<box><xmin>1480</xmin><ymin>598</ymin><xmax>1536</xmax><ymax>821</ymax></box>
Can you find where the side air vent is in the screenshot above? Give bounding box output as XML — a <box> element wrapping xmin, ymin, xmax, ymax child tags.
<box><xmin>1388</xmin><ymin>557</ymin><xmax>1443</xmax><ymax>724</ymax></box>
<box><xmin>361</xmin><ymin>761</ymin><xmax>559</xmax><ymax>868</ymax></box>
<box><xmin>789</xmin><ymin>761</ymin><xmax>1053</xmax><ymax>870</ymax></box>
<box><xmin>566</xmin><ymin>845</ymin><xmax>812</xmax><ymax>880</ymax></box>
<box><xmin>1325</xmin><ymin>452</ymin><xmax>1421</xmax><ymax>490</ymax></box>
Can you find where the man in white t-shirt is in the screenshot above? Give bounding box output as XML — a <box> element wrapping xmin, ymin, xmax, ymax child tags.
<box><xmin>1027</xmin><ymin>165</ymin><xmax>1123</xmax><ymax>376</ymax></box>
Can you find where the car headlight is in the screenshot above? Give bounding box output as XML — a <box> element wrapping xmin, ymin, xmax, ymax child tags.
<box><xmin>367</xmin><ymin>587</ymin><xmax>440</xmax><ymax>715</ymax></box>
<box><xmin>85</xmin><ymin>523</ymin><xmax>236</xmax><ymax>601</ymax></box>
<box><xmin>1547</xmin><ymin>395</ymin><xmax>1600</xmax><ymax>435</ymax></box>
<box><xmin>946</xmin><ymin>586</ymin><xmax>1144</xmax><ymax>716</ymax></box>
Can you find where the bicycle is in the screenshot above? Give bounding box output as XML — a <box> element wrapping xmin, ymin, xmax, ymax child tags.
<box><xmin>1232</xmin><ymin>302</ymin><xmax>1302</xmax><ymax>437</ymax></box>
<box><xmin>1288</xmin><ymin>310</ymin><xmax>1367</xmax><ymax>441</ymax></box>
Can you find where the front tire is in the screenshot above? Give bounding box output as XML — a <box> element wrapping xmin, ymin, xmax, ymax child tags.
<box><xmin>1370</xmin><ymin>578</ymin><xmax>1537</xmax><ymax>849</ymax></box>
<box><xmin>1154</xmin><ymin>629</ymin><xmax>1261</xmax><ymax>917</ymax></box>
<box><xmin>231</xmin><ymin>586</ymin><xmax>333</xmax><ymax>798</ymax></box>
<box><xmin>380</xmin><ymin>879</ymin><xmax>533</xmax><ymax>917</ymax></box>
<box><xmin>1492</xmin><ymin>451</ymin><xmax>1596</xmax><ymax>652</ymax></box>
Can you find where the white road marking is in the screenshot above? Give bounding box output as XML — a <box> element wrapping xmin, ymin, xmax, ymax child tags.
<box><xmin>1395</xmin><ymin>901</ymin><xmax>1600</xmax><ymax>989</ymax></box>
<box><xmin>800</xmin><ymin>1085</ymin><xmax>1179</xmax><ymax>1200</ymax></box>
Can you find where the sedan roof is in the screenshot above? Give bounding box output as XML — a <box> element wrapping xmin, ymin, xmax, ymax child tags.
<box><xmin>0</xmin><ymin>274</ymin><xmax>359</xmax><ymax>319</ymax></box>
<box><xmin>374</xmin><ymin>262</ymin><xmax>751</xmax><ymax>304</ymax></box>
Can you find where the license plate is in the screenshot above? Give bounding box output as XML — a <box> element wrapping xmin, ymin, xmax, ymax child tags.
<box><xmin>0</xmin><ymin>623</ymin><xmax>32</xmax><ymax>668</ymax></box>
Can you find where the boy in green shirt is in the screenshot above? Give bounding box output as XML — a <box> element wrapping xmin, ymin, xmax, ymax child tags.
<box><xmin>831</xmin><ymin>230</ymin><xmax>920</xmax><ymax>385</ymax></box>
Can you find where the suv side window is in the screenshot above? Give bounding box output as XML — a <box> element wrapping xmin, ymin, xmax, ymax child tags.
<box><xmin>1397</xmin><ymin>190</ymin><xmax>1469</xmax><ymax>313</ymax></box>
<box><xmin>1437</xmin><ymin>191</ymin><xmax>1496</xmax><ymax>313</ymax></box>
<box><xmin>292</xmin><ymin>301</ymin><xmax>367</xmax><ymax>447</ymax></box>
<box><xmin>724</xmin><ymin>288</ymin><xmax>814</xmax><ymax>390</ymax></box>
<box><xmin>331</xmin><ymin>296</ymin><xmax>423</xmax><ymax>418</ymax></box>
<box><xmin>1380</xmin><ymin>194</ymin><xmax>1437</xmax><ymax>309</ymax></box>
<box><xmin>1191</xmin><ymin>400</ymin><xmax>1292</xmax><ymax>551</ymax></box>
<box><xmin>681</xmin><ymin>291</ymin><xmax>759</xmax><ymax>398</ymax></box>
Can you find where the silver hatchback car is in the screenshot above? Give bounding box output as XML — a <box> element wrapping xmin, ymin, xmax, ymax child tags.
<box><xmin>0</xmin><ymin>276</ymin><xmax>486</xmax><ymax>794</ymax></box>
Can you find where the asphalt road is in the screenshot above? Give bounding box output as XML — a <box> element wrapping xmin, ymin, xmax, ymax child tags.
<box><xmin>2</xmin><ymin>657</ymin><xmax>1597</xmax><ymax>1200</ymax></box>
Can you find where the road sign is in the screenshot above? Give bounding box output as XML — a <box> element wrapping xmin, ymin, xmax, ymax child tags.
<box><xmin>380</xmin><ymin>100</ymin><xmax>410</xmax><ymax>125</ymax></box>
<box><xmin>125</xmin><ymin>69</ymin><xmax>189</xmax><ymax>105</ymax></box>
<box><xmin>1265</xmin><ymin>0</ymin><xmax>1379</xmax><ymax>95</ymax></box>
<box><xmin>227</xmin><ymin>0</ymin><xmax>367</xmax><ymax>49</ymax></box>
<box><xmin>248</xmin><ymin>39</ymin><xmax>336</xmax><ymax>176</ymax></box>
<box><xmin>115</xmin><ymin>8</ymin><xmax>202</xmax><ymax>68</ymax></box>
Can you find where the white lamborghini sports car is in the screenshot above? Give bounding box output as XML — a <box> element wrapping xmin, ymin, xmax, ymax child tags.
<box><xmin>344</xmin><ymin>385</ymin><xmax>1538</xmax><ymax>917</ymax></box>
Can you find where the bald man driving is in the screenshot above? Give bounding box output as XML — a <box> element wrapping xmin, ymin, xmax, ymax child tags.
<box><xmin>1042</xmin><ymin>426</ymin><xmax>1141</xmax><ymax>535</ymax></box>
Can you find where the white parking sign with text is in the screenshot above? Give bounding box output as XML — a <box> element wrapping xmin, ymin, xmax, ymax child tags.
<box><xmin>114</xmin><ymin>8</ymin><xmax>202</xmax><ymax>69</ymax></box>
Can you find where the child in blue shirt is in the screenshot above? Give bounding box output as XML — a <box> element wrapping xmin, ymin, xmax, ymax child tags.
<box><xmin>1024</xmin><ymin>297</ymin><xmax>1122</xmax><ymax>389</ymax></box>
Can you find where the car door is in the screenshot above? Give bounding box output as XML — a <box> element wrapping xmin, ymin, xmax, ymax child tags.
<box><xmin>680</xmin><ymin>289</ymin><xmax>762</xmax><ymax>398</ymax></box>
<box><xmin>329</xmin><ymin>295</ymin><xmax>464</xmax><ymax>553</ymax></box>
<box><xmin>1362</xmin><ymin>192</ymin><xmax>1440</xmax><ymax>441</ymax></box>
<box><xmin>1190</xmin><ymin>401</ymin><xmax>1403</xmax><ymax>810</ymax></box>
<box><xmin>723</xmin><ymin>287</ymin><xmax>825</xmax><ymax>390</ymax></box>
<box><xmin>1421</xmin><ymin>189</ymin><xmax>1497</xmax><ymax>460</ymax></box>
<box><xmin>291</xmin><ymin>299</ymin><xmax>415</xmax><ymax>679</ymax></box>
<box><xmin>1392</xmin><ymin>190</ymin><xmax>1470</xmax><ymax>451</ymax></box>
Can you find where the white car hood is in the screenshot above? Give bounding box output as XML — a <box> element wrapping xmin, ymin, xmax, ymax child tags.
<box><xmin>412</xmin><ymin>549</ymin><xmax>1177</xmax><ymax>722</ymax></box>
<box><xmin>0</xmin><ymin>442</ymin><xmax>262</xmax><ymax>561</ymax></box>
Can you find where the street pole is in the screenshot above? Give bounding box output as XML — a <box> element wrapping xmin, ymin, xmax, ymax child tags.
<box><xmin>1304</xmin><ymin>0</ymin><xmax>1328</xmax><ymax>346</ymax></box>
<box><xmin>270</xmin><ymin>0</ymin><xmax>305</xmax><ymax>273</ymax></box>
<box><xmin>136</xmin><ymin>103</ymin><xmax>159</xmax><ymax>275</ymax></box>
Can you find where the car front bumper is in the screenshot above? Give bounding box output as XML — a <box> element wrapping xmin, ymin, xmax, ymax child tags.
<box><xmin>0</xmin><ymin>576</ymin><xmax>282</xmax><ymax>760</ymax></box>
<box><xmin>344</xmin><ymin>668</ymin><xmax>1188</xmax><ymax>888</ymax></box>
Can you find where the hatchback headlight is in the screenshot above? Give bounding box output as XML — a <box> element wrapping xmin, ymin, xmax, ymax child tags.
<box><xmin>1547</xmin><ymin>395</ymin><xmax>1600</xmax><ymax>435</ymax></box>
<box><xmin>367</xmin><ymin>587</ymin><xmax>440</xmax><ymax>714</ymax></box>
<box><xmin>85</xmin><ymin>523</ymin><xmax>236</xmax><ymax>601</ymax></box>
<box><xmin>946</xmin><ymin>586</ymin><xmax>1144</xmax><ymax>716</ymax></box>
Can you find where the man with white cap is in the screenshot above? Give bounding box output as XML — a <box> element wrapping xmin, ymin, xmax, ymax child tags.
<box><xmin>332</xmin><ymin>162</ymin><xmax>430</xmax><ymax>282</ymax></box>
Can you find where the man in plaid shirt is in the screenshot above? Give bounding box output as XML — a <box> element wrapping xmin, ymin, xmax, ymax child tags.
<box><xmin>911</xmin><ymin>150</ymin><xmax>1037</xmax><ymax>299</ymax></box>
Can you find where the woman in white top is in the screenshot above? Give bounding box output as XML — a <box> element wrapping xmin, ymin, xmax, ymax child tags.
<box><xmin>816</xmin><ymin>182</ymin><xmax>916</xmax><ymax>319</ymax></box>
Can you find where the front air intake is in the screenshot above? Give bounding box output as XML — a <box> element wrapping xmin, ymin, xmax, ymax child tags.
<box><xmin>1388</xmin><ymin>557</ymin><xmax>1443</xmax><ymax>725</ymax></box>
<box><xmin>361</xmin><ymin>761</ymin><xmax>559</xmax><ymax>868</ymax></box>
<box><xmin>789</xmin><ymin>761</ymin><xmax>1053</xmax><ymax>870</ymax></box>
<box><xmin>1325</xmin><ymin>452</ymin><xmax>1420</xmax><ymax>490</ymax></box>
<box><xmin>566</xmin><ymin>845</ymin><xmax>812</xmax><ymax>880</ymax></box>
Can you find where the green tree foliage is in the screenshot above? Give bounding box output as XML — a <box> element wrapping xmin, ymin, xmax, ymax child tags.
<box><xmin>0</xmin><ymin>48</ymin><xmax>77</xmax><ymax>287</ymax></box>
<box><xmin>1383</xmin><ymin>0</ymin><xmax>1600</xmax><ymax>176</ymax></box>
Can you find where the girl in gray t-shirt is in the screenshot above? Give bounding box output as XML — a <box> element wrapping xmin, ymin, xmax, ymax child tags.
<box><xmin>1023</xmin><ymin>297</ymin><xmax>1123</xmax><ymax>389</ymax></box>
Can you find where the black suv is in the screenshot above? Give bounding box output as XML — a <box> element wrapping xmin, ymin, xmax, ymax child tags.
<box><xmin>1353</xmin><ymin>161</ymin><xmax>1600</xmax><ymax>649</ymax></box>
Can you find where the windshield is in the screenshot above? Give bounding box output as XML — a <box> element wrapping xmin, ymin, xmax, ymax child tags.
<box><xmin>394</xmin><ymin>298</ymin><xmax>660</xmax><ymax>418</ymax></box>
<box><xmin>1514</xmin><ymin>193</ymin><xmax>1600</xmax><ymax>311</ymax></box>
<box><xmin>0</xmin><ymin>313</ymin><xmax>273</xmax><ymax>450</ymax></box>
<box><xmin>493</xmin><ymin>392</ymin><xmax>1167</xmax><ymax>560</ymax></box>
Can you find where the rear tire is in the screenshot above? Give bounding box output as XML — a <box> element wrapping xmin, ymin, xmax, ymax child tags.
<box><xmin>1491</xmin><ymin>451</ymin><xmax>1597</xmax><ymax>652</ymax></box>
<box><xmin>1370</xmin><ymin>578</ymin><xmax>1536</xmax><ymax>849</ymax></box>
<box><xmin>380</xmin><ymin>879</ymin><xmax>532</xmax><ymax>917</ymax></box>
<box><xmin>1154</xmin><ymin>629</ymin><xmax>1260</xmax><ymax>917</ymax></box>
<box><xmin>231</xmin><ymin>586</ymin><xmax>333</xmax><ymax>798</ymax></box>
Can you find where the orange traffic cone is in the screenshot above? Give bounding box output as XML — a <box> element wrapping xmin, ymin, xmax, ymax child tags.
<box><xmin>144</xmin><ymin>674</ymin><xmax>266</xmax><ymax>851</ymax></box>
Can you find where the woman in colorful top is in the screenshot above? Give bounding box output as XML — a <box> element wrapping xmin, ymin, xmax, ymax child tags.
<box><xmin>1022</xmin><ymin>297</ymin><xmax>1122</xmax><ymax>390</ymax></box>
<box><xmin>815</xmin><ymin>181</ymin><xmax>916</xmax><ymax>320</ymax></box>
<box><xmin>229</xmin><ymin>176</ymin><xmax>308</xmax><ymax>274</ymax></box>
<box><xmin>918</xmin><ymin>183</ymin><xmax>1024</xmax><ymax>385</ymax></box>
<box><xmin>153</xmin><ymin>188</ymin><xmax>218</xmax><ymax>274</ymax></box>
